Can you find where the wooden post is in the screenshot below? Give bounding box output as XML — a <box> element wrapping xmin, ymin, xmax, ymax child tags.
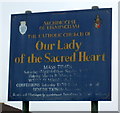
<box><xmin>22</xmin><ymin>10</ymin><xmax>32</xmax><ymax>113</ymax></box>
<box><xmin>91</xmin><ymin>6</ymin><xmax>99</xmax><ymax>113</ymax></box>
<box><xmin>91</xmin><ymin>101</ymin><xmax>98</xmax><ymax>113</ymax></box>
<box><xmin>23</xmin><ymin>101</ymin><xmax>29</xmax><ymax>113</ymax></box>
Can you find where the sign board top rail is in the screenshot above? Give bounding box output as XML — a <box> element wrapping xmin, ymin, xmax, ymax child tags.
<box><xmin>11</xmin><ymin>8</ymin><xmax>112</xmax><ymax>16</ymax></box>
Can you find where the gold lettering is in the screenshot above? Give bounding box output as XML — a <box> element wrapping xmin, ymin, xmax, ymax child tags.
<box><xmin>57</xmin><ymin>40</ymin><xmax>63</xmax><ymax>50</ymax></box>
<box><xmin>79</xmin><ymin>52</ymin><xmax>106</xmax><ymax>62</ymax></box>
<box><xmin>85</xmin><ymin>32</ymin><xmax>90</xmax><ymax>36</ymax></box>
<box><xmin>27</xmin><ymin>54</ymin><xmax>42</xmax><ymax>63</ymax></box>
<box><xmin>102</xmin><ymin>54</ymin><xmax>105</xmax><ymax>61</ymax></box>
<box><xmin>57</xmin><ymin>40</ymin><xmax>82</xmax><ymax>51</ymax></box>
<box><xmin>14</xmin><ymin>54</ymin><xmax>26</xmax><ymax>63</ymax></box>
<box><xmin>44</xmin><ymin>52</ymin><xmax>76</xmax><ymax>63</ymax></box>
<box><xmin>35</xmin><ymin>41</ymin><xmax>55</xmax><ymax>50</ymax></box>
<box><xmin>44</xmin><ymin>53</ymin><xmax>51</xmax><ymax>62</ymax></box>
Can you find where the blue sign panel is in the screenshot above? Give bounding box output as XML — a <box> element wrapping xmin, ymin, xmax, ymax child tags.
<box><xmin>8</xmin><ymin>8</ymin><xmax>112</xmax><ymax>101</ymax></box>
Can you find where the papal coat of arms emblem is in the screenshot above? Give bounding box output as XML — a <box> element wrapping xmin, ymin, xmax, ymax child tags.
<box><xmin>94</xmin><ymin>15</ymin><xmax>101</xmax><ymax>29</ymax></box>
<box><xmin>19</xmin><ymin>21</ymin><xmax>27</xmax><ymax>35</ymax></box>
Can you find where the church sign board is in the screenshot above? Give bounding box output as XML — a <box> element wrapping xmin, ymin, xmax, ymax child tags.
<box><xmin>8</xmin><ymin>8</ymin><xmax>112</xmax><ymax>101</ymax></box>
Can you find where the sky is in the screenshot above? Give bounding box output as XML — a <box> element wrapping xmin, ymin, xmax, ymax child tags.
<box><xmin>0</xmin><ymin>0</ymin><xmax>119</xmax><ymax>111</ymax></box>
